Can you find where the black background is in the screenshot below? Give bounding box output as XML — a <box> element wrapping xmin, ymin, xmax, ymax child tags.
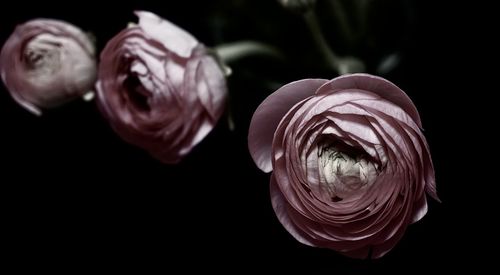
<box><xmin>0</xmin><ymin>0</ymin><xmax>492</xmax><ymax>272</ymax></box>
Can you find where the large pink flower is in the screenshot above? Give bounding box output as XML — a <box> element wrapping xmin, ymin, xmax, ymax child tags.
<box><xmin>96</xmin><ymin>11</ymin><xmax>227</xmax><ymax>164</ymax></box>
<box><xmin>0</xmin><ymin>19</ymin><xmax>97</xmax><ymax>115</ymax></box>
<box><xmin>249</xmin><ymin>73</ymin><xmax>438</xmax><ymax>259</ymax></box>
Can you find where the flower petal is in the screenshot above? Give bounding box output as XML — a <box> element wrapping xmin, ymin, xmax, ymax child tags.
<box><xmin>193</xmin><ymin>55</ymin><xmax>227</xmax><ymax>121</ymax></box>
<box><xmin>270</xmin><ymin>174</ymin><xmax>315</xmax><ymax>247</ymax></box>
<box><xmin>316</xmin><ymin>73</ymin><xmax>422</xmax><ymax>128</ymax></box>
<box><xmin>248</xmin><ymin>79</ymin><xmax>328</xmax><ymax>172</ymax></box>
<box><xmin>135</xmin><ymin>10</ymin><xmax>198</xmax><ymax>58</ymax></box>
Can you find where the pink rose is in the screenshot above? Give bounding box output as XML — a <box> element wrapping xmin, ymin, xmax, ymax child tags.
<box><xmin>0</xmin><ymin>19</ymin><xmax>97</xmax><ymax>115</ymax></box>
<box><xmin>249</xmin><ymin>73</ymin><xmax>438</xmax><ymax>259</ymax></box>
<box><xmin>96</xmin><ymin>11</ymin><xmax>227</xmax><ymax>164</ymax></box>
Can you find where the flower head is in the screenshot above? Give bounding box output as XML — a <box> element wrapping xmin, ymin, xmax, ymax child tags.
<box><xmin>249</xmin><ymin>73</ymin><xmax>437</xmax><ymax>258</ymax></box>
<box><xmin>96</xmin><ymin>11</ymin><xmax>227</xmax><ymax>163</ymax></box>
<box><xmin>0</xmin><ymin>19</ymin><xmax>97</xmax><ymax>115</ymax></box>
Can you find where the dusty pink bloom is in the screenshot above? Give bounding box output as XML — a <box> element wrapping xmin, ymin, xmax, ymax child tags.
<box><xmin>96</xmin><ymin>11</ymin><xmax>227</xmax><ymax>164</ymax></box>
<box><xmin>0</xmin><ymin>19</ymin><xmax>97</xmax><ymax>115</ymax></box>
<box><xmin>249</xmin><ymin>73</ymin><xmax>438</xmax><ymax>259</ymax></box>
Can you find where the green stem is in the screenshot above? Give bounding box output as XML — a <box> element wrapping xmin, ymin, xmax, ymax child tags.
<box><xmin>213</xmin><ymin>41</ymin><xmax>284</xmax><ymax>131</ymax></box>
<box><xmin>330</xmin><ymin>0</ymin><xmax>355</xmax><ymax>45</ymax></box>
<box><xmin>303</xmin><ymin>9</ymin><xmax>365</xmax><ymax>74</ymax></box>
<box><xmin>303</xmin><ymin>10</ymin><xmax>340</xmax><ymax>69</ymax></box>
<box><xmin>214</xmin><ymin>41</ymin><xmax>284</xmax><ymax>64</ymax></box>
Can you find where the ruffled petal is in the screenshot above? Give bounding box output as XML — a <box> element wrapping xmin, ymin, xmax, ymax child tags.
<box><xmin>136</xmin><ymin>10</ymin><xmax>198</xmax><ymax>58</ymax></box>
<box><xmin>317</xmin><ymin>73</ymin><xmax>422</xmax><ymax>128</ymax></box>
<box><xmin>248</xmin><ymin>79</ymin><xmax>327</xmax><ymax>172</ymax></box>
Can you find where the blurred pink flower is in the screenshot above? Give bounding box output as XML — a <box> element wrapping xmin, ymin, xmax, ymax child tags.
<box><xmin>0</xmin><ymin>19</ymin><xmax>97</xmax><ymax>115</ymax></box>
<box><xmin>249</xmin><ymin>73</ymin><xmax>438</xmax><ymax>258</ymax></box>
<box><xmin>96</xmin><ymin>11</ymin><xmax>227</xmax><ymax>164</ymax></box>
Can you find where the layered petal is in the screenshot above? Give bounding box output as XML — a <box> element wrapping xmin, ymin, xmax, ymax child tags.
<box><xmin>249</xmin><ymin>73</ymin><xmax>437</xmax><ymax>259</ymax></box>
<box><xmin>0</xmin><ymin>19</ymin><xmax>97</xmax><ymax>115</ymax></box>
<box><xmin>96</xmin><ymin>11</ymin><xmax>227</xmax><ymax>163</ymax></box>
<box><xmin>248</xmin><ymin>79</ymin><xmax>328</xmax><ymax>172</ymax></box>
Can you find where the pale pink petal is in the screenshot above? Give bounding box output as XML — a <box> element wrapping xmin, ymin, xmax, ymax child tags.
<box><xmin>270</xmin><ymin>175</ymin><xmax>315</xmax><ymax>247</ymax></box>
<box><xmin>135</xmin><ymin>10</ymin><xmax>198</xmax><ymax>58</ymax></box>
<box><xmin>9</xmin><ymin>92</ymin><xmax>42</xmax><ymax>116</ymax></box>
<box><xmin>194</xmin><ymin>56</ymin><xmax>227</xmax><ymax>121</ymax></box>
<box><xmin>248</xmin><ymin>79</ymin><xmax>328</xmax><ymax>172</ymax></box>
<box><xmin>411</xmin><ymin>195</ymin><xmax>428</xmax><ymax>223</ymax></box>
<box><xmin>317</xmin><ymin>73</ymin><xmax>422</xmax><ymax>127</ymax></box>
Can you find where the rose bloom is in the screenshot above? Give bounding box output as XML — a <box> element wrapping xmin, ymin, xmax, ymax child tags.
<box><xmin>249</xmin><ymin>73</ymin><xmax>438</xmax><ymax>259</ymax></box>
<box><xmin>0</xmin><ymin>19</ymin><xmax>97</xmax><ymax>115</ymax></box>
<box><xmin>96</xmin><ymin>11</ymin><xmax>227</xmax><ymax>164</ymax></box>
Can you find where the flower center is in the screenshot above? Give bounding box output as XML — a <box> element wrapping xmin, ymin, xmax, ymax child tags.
<box><xmin>318</xmin><ymin>143</ymin><xmax>378</xmax><ymax>201</ymax></box>
<box><xmin>124</xmin><ymin>74</ymin><xmax>151</xmax><ymax>112</ymax></box>
<box><xmin>23</xmin><ymin>34</ymin><xmax>61</xmax><ymax>73</ymax></box>
<box><xmin>121</xmin><ymin>60</ymin><xmax>154</xmax><ymax>112</ymax></box>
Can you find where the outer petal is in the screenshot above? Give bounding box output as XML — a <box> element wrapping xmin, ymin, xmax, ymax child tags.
<box><xmin>194</xmin><ymin>55</ymin><xmax>227</xmax><ymax>121</ymax></box>
<box><xmin>316</xmin><ymin>73</ymin><xmax>422</xmax><ymax>127</ymax></box>
<box><xmin>248</xmin><ymin>79</ymin><xmax>328</xmax><ymax>172</ymax></box>
<box><xmin>135</xmin><ymin>10</ymin><xmax>198</xmax><ymax>58</ymax></box>
<box><xmin>411</xmin><ymin>195</ymin><xmax>428</xmax><ymax>223</ymax></box>
<box><xmin>34</xmin><ymin>19</ymin><xmax>95</xmax><ymax>56</ymax></box>
<box><xmin>270</xmin><ymin>174</ymin><xmax>315</xmax><ymax>247</ymax></box>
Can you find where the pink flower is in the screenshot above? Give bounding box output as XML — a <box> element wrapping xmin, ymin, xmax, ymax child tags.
<box><xmin>0</xmin><ymin>19</ymin><xmax>97</xmax><ymax>115</ymax></box>
<box><xmin>249</xmin><ymin>73</ymin><xmax>438</xmax><ymax>259</ymax></box>
<box><xmin>96</xmin><ymin>11</ymin><xmax>227</xmax><ymax>164</ymax></box>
